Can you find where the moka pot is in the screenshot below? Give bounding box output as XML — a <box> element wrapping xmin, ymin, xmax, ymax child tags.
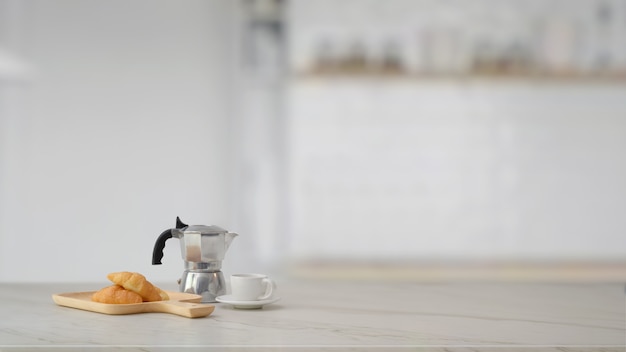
<box><xmin>152</xmin><ymin>217</ymin><xmax>237</xmax><ymax>303</ymax></box>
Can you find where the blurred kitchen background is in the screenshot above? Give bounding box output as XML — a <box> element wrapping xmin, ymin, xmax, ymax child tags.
<box><xmin>1</xmin><ymin>0</ymin><xmax>626</xmax><ymax>283</ymax></box>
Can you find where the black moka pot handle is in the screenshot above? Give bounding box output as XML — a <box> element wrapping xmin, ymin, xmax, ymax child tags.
<box><xmin>152</xmin><ymin>228</ymin><xmax>172</xmax><ymax>265</ymax></box>
<box><xmin>152</xmin><ymin>217</ymin><xmax>188</xmax><ymax>265</ymax></box>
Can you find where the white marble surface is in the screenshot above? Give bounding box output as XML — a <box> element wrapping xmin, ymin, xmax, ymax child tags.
<box><xmin>0</xmin><ymin>280</ymin><xmax>624</xmax><ymax>351</ymax></box>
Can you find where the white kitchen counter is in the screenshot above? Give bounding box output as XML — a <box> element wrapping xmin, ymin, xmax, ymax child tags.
<box><xmin>0</xmin><ymin>280</ymin><xmax>624</xmax><ymax>351</ymax></box>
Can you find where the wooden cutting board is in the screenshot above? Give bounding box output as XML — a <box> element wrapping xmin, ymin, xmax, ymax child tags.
<box><xmin>52</xmin><ymin>290</ymin><xmax>215</xmax><ymax>318</ymax></box>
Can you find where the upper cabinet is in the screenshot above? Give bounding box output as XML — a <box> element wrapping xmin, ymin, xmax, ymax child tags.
<box><xmin>287</xmin><ymin>0</ymin><xmax>626</xmax><ymax>82</ymax></box>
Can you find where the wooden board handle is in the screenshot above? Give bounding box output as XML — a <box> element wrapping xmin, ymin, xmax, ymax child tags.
<box><xmin>148</xmin><ymin>300</ymin><xmax>215</xmax><ymax>318</ymax></box>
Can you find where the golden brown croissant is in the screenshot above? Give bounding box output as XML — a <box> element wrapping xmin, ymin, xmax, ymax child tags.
<box><xmin>107</xmin><ymin>271</ymin><xmax>169</xmax><ymax>302</ymax></box>
<box><xmin>92</xmin><ymin>285</ymin><xmax>143</xmax><ymax>304</ymax></box>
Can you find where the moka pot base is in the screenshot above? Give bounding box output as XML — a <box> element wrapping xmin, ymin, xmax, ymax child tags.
<box><xmin>179</xmin><ymin>270</ymin><xmax>226</xmax><ymax>303</ymax></box>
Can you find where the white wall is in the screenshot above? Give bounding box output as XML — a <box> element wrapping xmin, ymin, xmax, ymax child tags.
<box><xmin>0</xmin><ymin>0</ymin><xmax>242</xmax><ymax>282</ymax></box>
<box><xmin>2</xmin><ymin>0</ymin><xmax>625</xmax><ymax>283</ymax></box>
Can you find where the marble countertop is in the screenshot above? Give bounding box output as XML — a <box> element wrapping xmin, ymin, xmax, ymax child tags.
<box><xmin>0</xmin><ymin>280</ymin><xmax>624</xmax><ymax>351</ymax></box>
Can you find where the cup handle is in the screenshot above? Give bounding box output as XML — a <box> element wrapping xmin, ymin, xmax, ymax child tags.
<box><xmin>258</xmin><ymin>278</ymin><xmax>276</xmax><ymax>300</ymax></box>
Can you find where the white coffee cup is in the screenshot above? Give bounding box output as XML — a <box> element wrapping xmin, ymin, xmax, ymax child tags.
<box><xmin>230</xmin><ymin>273</ymin><xmax>276</xmax><ymax>301</ymax></box>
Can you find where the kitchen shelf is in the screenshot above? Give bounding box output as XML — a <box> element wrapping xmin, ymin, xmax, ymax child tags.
<box><xmin>292</xmin><ymin>70</ymin><xmax>626</xmax><ymax>84</ymax></box>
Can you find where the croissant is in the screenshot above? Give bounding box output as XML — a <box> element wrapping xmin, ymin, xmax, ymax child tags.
<box><xmin>92</xmin><ymin>285</ymin><xmax>143</xmax><ymax>304</ymax></box>
<box><xmin>107</xmin><ymin>271</ymin><xmax>169</xmax><ymax>302</ymax></box>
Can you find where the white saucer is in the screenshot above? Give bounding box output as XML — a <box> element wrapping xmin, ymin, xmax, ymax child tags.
<box><xmin>216</xmin><ymin>295</ymin><xmax>281</xmax><ymax>309</ymax></box>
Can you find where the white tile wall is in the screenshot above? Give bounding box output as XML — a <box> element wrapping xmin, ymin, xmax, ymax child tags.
<box><xmin>286</xmin><ymin>80</ymin><xmax>626</xmax><ymax>261</ymax></box>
